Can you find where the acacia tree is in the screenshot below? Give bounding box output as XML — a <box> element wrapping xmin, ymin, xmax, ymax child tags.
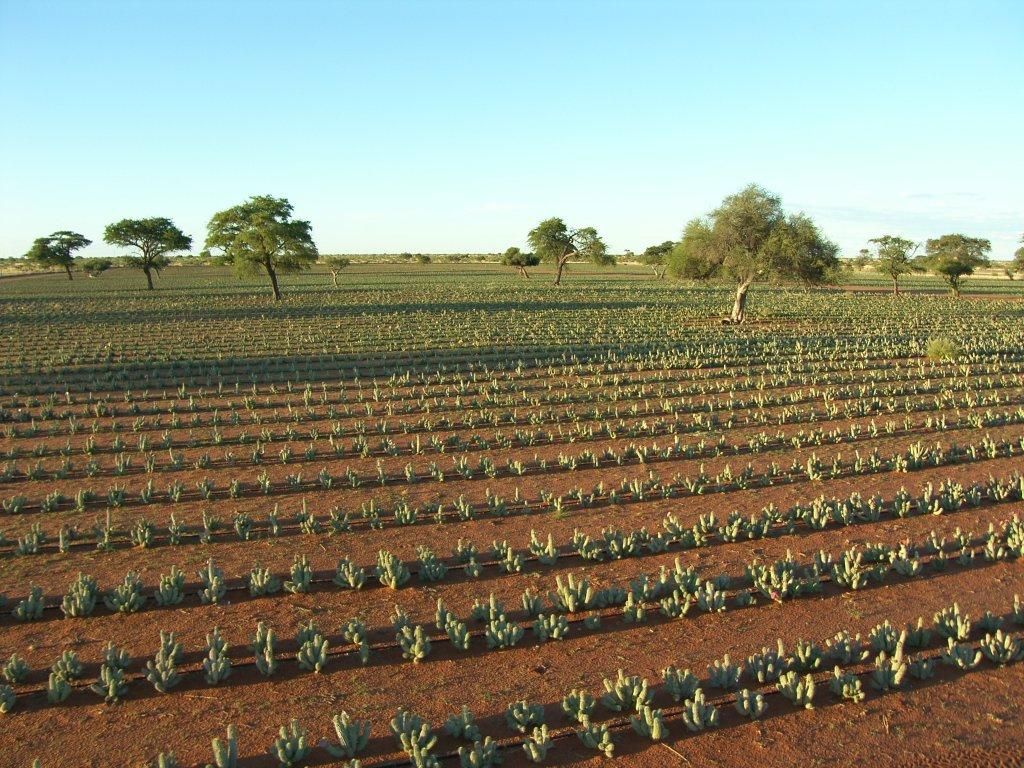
<box><xmin>868</xmin><ymin>235</ymin><xmax>921</xmax><ymax>295</ymax></box>
<box><xmin>527</xmin><ymin>217</ymin><xmax>611</xmax><ymax>286</ymax></box>
<box><xmin>923</xmin><ymin>233</ymin><xmax>991</xmax><ymax>297</ymax></box>
<box><xmin>324</xmin><ymin>256</ymin><xmax>350</xmax><ymax>287</ymax></box>
<box><xmin>666</xmin><ymin>184</ymin><xmax>839</xmax><ymax>323</ymax></box>
<box><xmin>24</xmin><ymin>231</ymin><xmax>91</xmax><ymax>280</ymax></box>
<box><xmin>1013</xmin><ymin>234</ymin><xmax>1024</xmax><ymax>277</ymax></box>
<box><xmin>205</xmin><ymin>195</ymin><xmax>317</xmax><ymax>301</ymax></box>
<box><xmin>104</xmin><ymin>218</ymin><xmax>191</xmax><ymax>290</ymax></box>
<box><xmin>501</xmin><ymin>246</ymin><xmax>540</xmax><ymax>278</ymax></box>
<box><xmin>640</xmin><ymin>240</ymin><xmax>675</xmax><ymax>279</ymax></box>
<box><xmin>82</xmin><ymin>257</ymin><xmax>113</xmax><ymax>278</ymax></box>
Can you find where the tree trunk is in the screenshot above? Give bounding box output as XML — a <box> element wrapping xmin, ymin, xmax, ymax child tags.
<box><xmin>554</xmin><ymin>256</ymin><xmax>568</xmax><ymax>286</ymax></box>
<box><xmin>519</xmin><ymin>266</ymin><xmax>530</xmax><ymax>279</ymax></box>
<box><xmin>144</xmin><ymin>267</ymin><xmax>154</xmax><ymax>290</ymax></box>
<box><xmin>65</xmin><ymin>265</ymin><xmax>73</xmax><ymax>281</ymax></box>
<box><xmin>331</xmin><ymin>271</ymin><xmax>339</xmax><ymax>287</ymax></box>
<box><xmin>657</xmin><ymin>266</ymin><xmax>667</xmax><ymax>280</ymax></box>
<box><xmin>892</xmin><ymin>276</ymin><xmax>899</xmax><ymax>295</ymax></box>
<box><xmin>730</xmin><ymin>281</ymin><xmax>752</xmax><ymax>323</ymax></box>
<box><xmin>267</xmin><ymin>264</ymin><xmax>282</xmax><ymax>300</ymax></box>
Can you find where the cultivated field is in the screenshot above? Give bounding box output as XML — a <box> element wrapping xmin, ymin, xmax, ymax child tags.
<box><xmin>1</xmin><ymin>264</ymin><xmax>1022</xmax><ymax>767</ymax></box>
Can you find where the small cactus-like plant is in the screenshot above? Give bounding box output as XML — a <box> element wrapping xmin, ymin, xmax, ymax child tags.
<box><xmin>51</xmin><ymin>650</ymin><xmax>82</xmax><ymax>680</ymax></box>
<box><xmin>829</xmin><ymin>667</ymin><xmax>865</xmax><ymax>702</ymax></box>
<box><xmin>13</xmin><ymin>585</ymin><xmax>44</xmax><ymax>621</ymax></box>
<box><xmin>397</xmin><ymin>625</ymin><xmax>432</xmax><ymax>662</ymax></box>
<box><xmin>444</xmin><ymin>705</ymin><xmax>481</xmax><ymax>741</ymax></box>
<box><xmin>2</xmin><ymin>654</ymin><xmax>29</xmax><ymax>684</ymax></box>
<box><xmin>284</xmin><ymin>555</ymin><xmax>313</xmax><ymax>594</ymax></box>
<box><xmin>748</xmin><ymin>640</ymin><xmax>788</xmax><ymax>683</ymax></box>
<box><xmin>871</xmin><ymin>645</ymin><xmax>908</xmax><ymax>691</ymax></box>
<box><xmin>61</xmin><ymin>572</ymin><xmax>98</xmax><ymax>617</ymax></box>
<box><xmin>979</xmin><ymin>630</ymin><xmax>1024</xmax><ymax>665</ymax></box>
<box><xmin>144</xmin><ymin>633</ymin><xmax>183</xmax><ymax>693</ymax></box>
<box><xmin>249</xmin><ymin>566</ymin><xmax>281</xmax><ymax>596</ymax></box>
<box><xmin>90</xmin><ymin>663</ymin><xmax>128</xmax><ymax>703</ymax></box>
<box><xmin>334</xmin><ymin>557</ymin><xmax>367</xmax><ymax>589</ymax></box>
<box><xmin>734</xmin><ymin>688</ymin><xmax>768</xmax><ymax>719</ymax></box>
<box><xmin>680</xmin><ymin>688</ymin><xmax>719</xmax><ymax>732</ymax></box>
<box><xmin>909</xmin><ymin>655</ymin><xmax>936</xmax><ymax>680</ymax></box>
<box><xmin>576</xmin><ymin>715</ymin><xmax>614</xmax><ymax>757</ymax></box>
<box><xmin>47</xmin><ymin>672</ymin><xmax>71</xmax><ymax>703</ymax></box>
<box><xmin>270</xmin><ymin>720</ymin><xmax>310</xmax><ymax>767</ymax></box>
<box><xmin>198</xmin><ymin>559</ymin><xmax>227</xmax><ymax>605</ymax></box>
<box><xmin>600</xmin><ymin>669</ymin><xmax>651</xmax><ymax>712</ymax></box>
<box><xmin>210</xmin><ymin>724</ymin><xmax>238</xmax><ymax>768</ymax></box>
<box><xmin>325</xmin><ymin>711</ymin><xmax>371</xmax><ymax>759</ymax></box>
<box><xmin>154</xmin><ymin>566</ymin><xmax>186</xmax><ymax>606</ymax></box>
<box><xmin>376</xmin><ymin>550</ymin><xmax>411</xmax><ymax>589</ymax></box>
<box><xmin>203</xmin><ymin>626</ymin><xmax>232</xmax><ymax>684</ymax></box>
<box><xmin>485</xmin><ymin>614</ymin><xmax>523</xmax><ymax>649</ymax></box>
<box><xmin>0</xmin><ymin>684</ymin><xmax>15</xmax><ymax>713</ymax></box>
<box><xmin>104</xmin><ymin>571</ymin><xmax>146</xmax><ymax>613</ymax></box>
<box><xmin>777</xmin><ymin>671</ymin><xmax>815</xmax><ymax>709</ymax></box>
<box><xmin>825</xmin><ymin>630</ymin><xmax>869</xmax><ymax>664</ymax></box>
<box><xmin>445</xmin><ymin>617</ymin><xmax>472</xmax><ymax>651</ymax></box>
<box><xmin>707</xmin><ymin>654</ymin><xmax>742</xmax><ymax>690</ymax></box>
<box><xmin>505</xmin><ymin>700</ymin><xmax>544</xmax><ymax>733</ymax></box>
<box><xmin>560</xmin><ymin>688</ymin><xmax>595</xmax><ymax>723</ymax></box>
<box><xmin>934</xmin><ymin>603</ymin><xmax>970</xmax><ymax>641</ymax></box>
<box><xmin>942</xmin><ymin>639</ymin><xmax>982</xmax><ymax>669</ymax></box>
<box><xmin>342</xmin><ymin>618</ymin><xmax>372</xmax><ymax>664</ymax></box>
<box><xmin>459</xmin><ymin>737</ymin><xmax>500</xmax><ymax>768</ymax></box>
<box><xmin>297</xmin><ymin>633</ymin><xmax>330</xmax><ymax>673</ymax></box>
<box><xmin>631</xmin><ymin>705</ymin><xmax>668</xmax><ymax>741</ymax></box>
<box><xmin>533</xmin><ymin>613</ymin><xmax>569</xmax><ymax>642</ymax></box>
<box><xmin>868</xmin><ymin>621</ymin><xmax>902</xmax><ymax>654</ymax></box>
<box><xmin>522</xmin><ymin>724</ymin><xmax>553</xmax><ymax>763</ymax></box>
<box><xmin>662</xmin><ymin>665</ymin><xmax>699</xmax><ymax>702</ymax></box>
<box><xmin>252</xmin><ymin>622</ymin><xmax>277</xmax><ymax>676</ymax></box>
<box><xmin>788</xmin><ymin>639</ymin><xmax>823</xmax><ymax>673</ymax></box>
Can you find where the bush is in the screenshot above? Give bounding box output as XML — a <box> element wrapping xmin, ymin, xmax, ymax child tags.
<box><xmin>925</xmin><ymin>337</ymin><xmax>960</xmax><ymax>362</ymax></box>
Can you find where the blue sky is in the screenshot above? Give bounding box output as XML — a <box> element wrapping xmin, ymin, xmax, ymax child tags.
<box><xmin>1</xmin><ymin>0</ymin><xmax>1021</xmax><ymax>259</ymax></box>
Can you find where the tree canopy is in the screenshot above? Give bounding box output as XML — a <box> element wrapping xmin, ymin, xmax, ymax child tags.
<box><xmin>922</xmin><ymin>233</ymin><xmax>991</xmax><ymax>296</ymax></box>
<box><xmin>82</xmin><ymin>257</ymin><xmax>113</xmax><ymax>278</ymax></box>
<box><xmin>640</xmin><ymin>240</ymin><xmax>675</xmax><ymax>278</ymax></box>
<box><xmin>527</xmin><ymin>217</ymin><xmax>611</xmax><ymax>285</ymax></box>
<box><xmin>24</xmin><ymin>231</ymin><xmax>91</xmax><ymax>280</ymax></box>
<box><xmin>324</xmin><ymin>256</ymin><xmax>351</xmax><ymax>287</ymax></box>
<box><xmin>666</xmin><ymin>184</ymin><xmax>839</xmax><ymax>322</ymax></box>
<box><xmin>104</xmin><ymin>218</ymin><xmax>191</xmax><ymax>290</ymax></box>
<box><xmin>501</xmin><ymin>246</ymin><xmax>541</xmax><ymax>278</ymax></box>
<box><xmin>1013</xmin><ymin>234</ymin><xmax>1024</xmax><ymax>276</ymax></box>
<box><xmin>205</xmin><ymin>195</ymin><xmax>317</xmax><ymax>300</ymax></box>
<box><xmin>868</xmin><ymin>235</ymin><xmax>921</xmax><ymax>294</ymax></box>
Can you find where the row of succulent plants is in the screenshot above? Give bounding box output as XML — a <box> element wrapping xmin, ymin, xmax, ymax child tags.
<box><xmin>4</xmin><ymin>451</ymin><xmax>1022</xmax><ymax>577</ymax></box>
<box><xmin>7</xmin><ymin>352</ymin><xmax>1018</xmax><ymax>451</ymax></box>
<box><xmin>3</xmin><ymin>414</ymin><xmax>1021</xmax><ymax>520</ymax></box>
<box><xmin>4</xmin><ymin>509</ymin><xmax>1021</xmax><ymax>711</ymax></box>
<box><xmin>7</xmin><ymin>342</ymin><xmax>1016</xmax><ymax>425</ymax></box>
<box><xmin>5</xmin><ymin>363</ymin><xmax>1019</xmax><ymax>466</ymax></box>
<box><xmin>9</xmin><ymin>602</ymin><xmax>1022</xmax><ymax>767</ymax></box>
<box><xmin>5</xmin><ymin>387</ymin><xmax>1021</xmax><ymax>495</ymax></box>
<box><xmin>7</xmin><ymin>290</ymin><xmax>1017</xmax><ymax>392</ymax></box>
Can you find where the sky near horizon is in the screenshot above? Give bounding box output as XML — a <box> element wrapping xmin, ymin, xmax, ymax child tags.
<box><xmin>0</xmin><ymin>0</ymin><xmax>1021</xmax><ymax>261</ymax></box>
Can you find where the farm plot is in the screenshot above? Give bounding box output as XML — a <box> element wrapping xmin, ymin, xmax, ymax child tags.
<box><xmin>1</xmin><ymin>266</ymin><xmax>1022</xmax><ymax>767</ymax></box>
